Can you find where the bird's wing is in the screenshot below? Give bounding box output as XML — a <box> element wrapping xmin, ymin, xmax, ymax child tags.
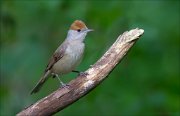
<box><xmin>45</xmin><ymin>41</ymin><xmax>67</xmax><ymax>72</ymax></box>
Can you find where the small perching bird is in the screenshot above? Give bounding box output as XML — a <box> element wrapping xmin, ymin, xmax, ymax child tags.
<box><xmin>30</xmin><ymin>20</ymin><xmax>93</xmax><ymax>94</ymax></box>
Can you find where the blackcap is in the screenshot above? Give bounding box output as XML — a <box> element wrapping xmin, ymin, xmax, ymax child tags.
<box><xmin>31</xmin><ymin>20</ymin><xmax>93</xmax><ymax>94</ymax></box>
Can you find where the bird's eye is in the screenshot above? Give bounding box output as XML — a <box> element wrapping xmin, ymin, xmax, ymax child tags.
<box><xmin>77</xmin><ymin>29</ymin><xmax>81</xmax><ymax>32</ymax></box>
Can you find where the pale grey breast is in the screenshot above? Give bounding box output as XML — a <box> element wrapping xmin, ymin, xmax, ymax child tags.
<box><xmin>52</xmin><ymin>41</ymin><xmax>85</xmax><ymax>75</ymax></box>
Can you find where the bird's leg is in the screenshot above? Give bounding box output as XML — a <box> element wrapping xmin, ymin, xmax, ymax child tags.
<box><xmin>72</xmin><ymin>70</ymin><xmax>80</xmax><ymax>73</ymax></box>
<box><xmin>53</xmin><ymin>73</ymin><xmax>69</xmax><ymax>88</ymax></box>
<box><xmin>72</xmin><ymin>70</ymin><xmax>88</xmax><ymax>76</ymax></box>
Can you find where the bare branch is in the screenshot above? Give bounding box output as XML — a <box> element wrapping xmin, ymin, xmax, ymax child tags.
<box><xmin>17</xmin><ymin>28</ymin><xmax>144</xmax><ymax>116</ymax></box>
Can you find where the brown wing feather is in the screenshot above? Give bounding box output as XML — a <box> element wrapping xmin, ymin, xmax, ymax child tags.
<box><xmin>45</xmin><ymin>41</ymin><xmax>67</xmax><ymax>72</ymax></box>
<box><xmin>30</xmin><ymin>42</ymin><xmax>67</xmax><ymax>94</ymax></box>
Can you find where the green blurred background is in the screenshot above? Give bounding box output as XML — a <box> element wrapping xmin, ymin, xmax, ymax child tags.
<box><xmin>0</xmin><ymin>0</ymin><xmax>179</xmax><ymax>115</ymax></box>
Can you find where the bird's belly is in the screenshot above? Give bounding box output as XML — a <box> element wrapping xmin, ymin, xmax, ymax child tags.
<box><xmin>52</xmin><ymin>49</ymin><xmax>83</xmax><ymax>75</ymax></box>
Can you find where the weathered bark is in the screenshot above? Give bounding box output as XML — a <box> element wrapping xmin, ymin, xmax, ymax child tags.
<box><xmin>17</xmin><ymin>28</ymin><xmax>144</xmax><ymax>116</ymax></box>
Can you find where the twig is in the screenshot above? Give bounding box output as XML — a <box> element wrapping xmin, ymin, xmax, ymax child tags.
<box><xmin>17</xmin><ymin>28</ymin><xmax>144</xmax><ymax>116</ymax></box>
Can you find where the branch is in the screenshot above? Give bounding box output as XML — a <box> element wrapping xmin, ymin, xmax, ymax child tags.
<box><xmin>17</xmin><ymin>28</ymin><xmax>144</xmax><ymax>116</ymax></box>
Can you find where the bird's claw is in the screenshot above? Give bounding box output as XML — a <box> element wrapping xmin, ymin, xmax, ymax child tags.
<box><xmin>60</xmin><ymin>83</ymin><xmax>70</xmax><ymax>89</ymax></box>
<box><xmin>78</xmin><ymin>72</ymin><xmax>88</xmax><ymax>77</ymax></box>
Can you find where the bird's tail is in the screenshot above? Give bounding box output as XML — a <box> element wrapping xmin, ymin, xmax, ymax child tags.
<box><xmin>30</xmin><ymin>70</ymin><xmax>50</xmax><ymax>94</ymax></box>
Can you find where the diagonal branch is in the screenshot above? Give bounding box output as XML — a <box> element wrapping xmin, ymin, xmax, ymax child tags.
<box><xmin>17</xmin><ymin>28</ymin><xmax>144</xmax><ymax>116</ymax></box>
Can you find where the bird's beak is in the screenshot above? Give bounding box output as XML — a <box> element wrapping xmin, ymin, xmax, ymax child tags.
<box><xmin>85</xmin><ymin>29</ymin><xmax>94</xmax><ymax>32</ymax></box>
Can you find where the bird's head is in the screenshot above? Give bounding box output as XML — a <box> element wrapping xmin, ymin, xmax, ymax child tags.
<box><xmin>67</xmin><ymin>20</ymin><xmax>93</xmax><ymax>41</ymax></box>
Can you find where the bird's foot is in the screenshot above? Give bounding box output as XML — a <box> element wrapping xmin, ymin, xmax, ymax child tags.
<box><xmin>60</xmin><ymin>83</ymin><xmax>70</xmax><ymax>89</ymax></box>
<box><xmin>72</xmin><ymin>70</ymin><xmax>88</xmax><ymax>77</ymax></box>
<box><xmin>78</xmin><ymin>72</ymin><xmax>88</xmax><ymax>77</ymax></box>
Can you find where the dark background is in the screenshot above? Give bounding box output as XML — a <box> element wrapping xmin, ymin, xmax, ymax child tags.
<box><xmin>0</xmin><ymin>0</ymin><xmax>179</xmax><ymax>115</ymax></box>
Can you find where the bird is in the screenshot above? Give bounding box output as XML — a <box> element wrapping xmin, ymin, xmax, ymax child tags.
<box><xmin>30</xmin><ymin>20</ymin><xmax>93</xmax><ymax>94</ymax></box>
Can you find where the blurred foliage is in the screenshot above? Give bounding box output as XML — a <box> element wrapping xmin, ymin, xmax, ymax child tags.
<box><xmin>0</xmin><ymin>0</ymin><xmax>180</xmax><ymax>115</ymax></box>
